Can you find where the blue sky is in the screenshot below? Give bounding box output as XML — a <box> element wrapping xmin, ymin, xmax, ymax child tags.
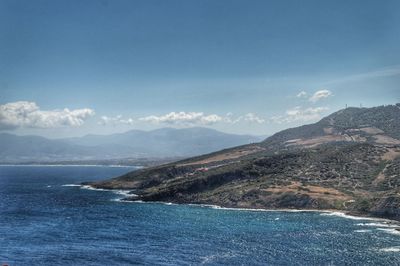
<box><xmin>0</xmin><ymin>0</ymin><xmax>399</xmax><ymax>137</ymax></box>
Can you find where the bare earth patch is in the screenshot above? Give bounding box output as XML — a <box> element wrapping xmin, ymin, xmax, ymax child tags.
<box><xmin>264</xmin><ymin>181</ymin><xmax>351</xmax><ymax>201</ymax></box>
<box><xmin>374</xmin><ymin>135</ymin><xmax>400</xmax><ymax>145</ymax></box>
<box><xmin>381</xmin><ymin>148</ymin><xmax>400</xmax><ymax>161</ymax></box>
<box><xmin>285</xmin><ymin>135</ymin><xmax>353</xmax><ymax>148</ymax></box>
<box><xmin>372</xmin><ymin>164</ymin><xmax>389</xmax><ymax>186</ymax></box>
<box><xmin>178</xmin><ymin>145</ymin><xmax>265</xmax><ymax>166</ymax></box>
<box><xmin>359</xmin><ymin>127</ymin><xmax>385</xmax><ymax>135</ymax></box>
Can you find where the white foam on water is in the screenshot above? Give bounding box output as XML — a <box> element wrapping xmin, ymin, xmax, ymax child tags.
<box><xmin>377</xmin><ymin>228</ymin><xmax>400</xmax><ymax>235</ymax></box>
<box><xmin>187</xmin><ymin>204</ymin><xmax>224</xmax><ymax>209</ymax></box>
<box><xmin>357</xmin><ymin>222</ymin><xmax>400</xmax><ymax>228</ymax></box>
<box><xmin>187</xmin><ymin>203</ymin><xmax>328</xmax><ymax>214</ymax></box>
<box><xmin>210</xmin><ymin>206</ymin><xmax>272</xmax><ymax>212</ymax></box>
<box><xmin>114</xmin><ymin>190</ymin><xmax>137</xmax><ymax>197</ymax></box>
<box><xmin>210</xmin><ymin>205</ymin><xmax>330</xmax><ymax>213</ymax></box>
<box><xmin>57</xmin><ymin>187</ymin><xmax>400</xmax><ymax>225</ymax></box>
<box><xmin>320</xmin><ymin>212</ymin><xmax>380</xmax><ymax>221</ymax></box>
<box><xmin>83</xmin><ymin>186</ymin><xmax>137</xmax><ymax>198</ymax></box>
<box><xmin>116</xmin><ymin>200</ymin><xmax>180</xmax><ymax>206</ymax></box>
<box><xmin>354</xmin><ymin>229</ymin><xmax>372</xmax><ymax>233</ymax></box>
<box><xmin>61</xmin><ymin>184</ymin><xmax>81</xmax><ymax>187</ymax></box>
<box><xmin>162</xmin><ymin>202</ymin><xmax>176</xmax><ymax>206</ymax></box>
<box><xmin>188</xmin><ymin>205</ymin><xmax>400</xmax><ymax>236</ymax></box>
<box><xmin>80</xmin><ymin>185</ymin><xmax>110</xmax><ymax>191</ymax></box>
<box><xmin>380</xmin><ymin>247</ymin><xmax>400</xmax><ymax>252</ymax></box>
<box><xmin>63</xmin><ymin>184</ymin><xmax>137</xmax><ymax>201</ymax></box>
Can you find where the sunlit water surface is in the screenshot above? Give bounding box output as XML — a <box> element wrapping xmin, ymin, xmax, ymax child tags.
<box><xmin>1</xmin><ymin>166</ymin><xmax>400</xmax><ymax>265</ymax></box>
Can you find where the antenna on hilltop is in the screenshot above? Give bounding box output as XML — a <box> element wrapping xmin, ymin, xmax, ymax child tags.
<box><xmin>345</xmin><ymin>104</ymin><xmax>348</xmax><ymax>109</ymax></box>
<box><xmin>360</xmin><ymin>103</ymin><xmax>363</xmax><ymax>108</ymax></box>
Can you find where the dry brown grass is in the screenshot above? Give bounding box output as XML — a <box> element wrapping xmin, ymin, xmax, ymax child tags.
<box><xmin>285</xmin><ymin>135</ymin><xmax>352</xmax><ymax>148</ymax></box>
<box><xmin>264</xmin><ymin>181</ymin><xmax>351</xmax><ymax>201</ymax></box>
<box><xmin>177</xmin><ymin>146</ymin><xmax>264</xmax><ymax>166</ymax></box>
<box><xmin>381</xmin><ymin>148</ymin><xmax>400</xmax><ymax>161</ymax></box>
<box><xmin>374</xmin><ymin>135</ymin><xmax>400</xmax><ymax>145</ymax></box>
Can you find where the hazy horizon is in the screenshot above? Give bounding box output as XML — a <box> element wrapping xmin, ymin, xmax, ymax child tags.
<box><xmin>0</xmin><ymin>125</ymin><xmax>268</xmax><ymax>139</ymax></box>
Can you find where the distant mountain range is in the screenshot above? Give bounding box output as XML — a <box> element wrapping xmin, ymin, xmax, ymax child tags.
<box><xmin>0</xmin><ymin>127</ymin><xmax>264</xmax><ymax>163</ymax></box>
<box><xmin>90</xmin><ymin>103</ymin><xmax>400</xmax><ymax>221</ymax></box>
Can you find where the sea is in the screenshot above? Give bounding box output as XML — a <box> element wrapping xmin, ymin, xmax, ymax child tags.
<box><xmin>1</xmin><ymin>165</ymin><xmax>400</xmax><ymax>265</ymax></box>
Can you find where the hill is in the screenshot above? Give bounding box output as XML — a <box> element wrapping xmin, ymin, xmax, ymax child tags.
<box><xmin>0</xmin><ymin>128</ymin><xmax>262</xmax><ymax>163</ymax></box>
<box><xmin>88</xmin><ymin>104</ymin><xmax>400</xmax><ymax>220</ymax></box>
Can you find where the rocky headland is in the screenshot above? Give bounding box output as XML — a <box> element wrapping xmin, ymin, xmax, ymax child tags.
<box><xmin>86</xmin><ymin>104</ymin><xmax>400</xmax><ymax>221</ymax></box>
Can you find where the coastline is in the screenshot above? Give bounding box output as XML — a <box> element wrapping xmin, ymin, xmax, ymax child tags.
<box><xmin>81</xmin><ymin>184</ymin><xmax>400</xmax><ymax>224</ymax></box>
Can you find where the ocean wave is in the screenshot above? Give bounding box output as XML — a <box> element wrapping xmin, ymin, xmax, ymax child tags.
<box><xmin>114</xmin><ymin>190</ymin><xmax>137</xmax><ymax>197</ymax></box>
<box><xmin>376</xmin><ymin>228</ymin><xmax>400</xmax><ymax>235</ymax></box>
<box><xmin>187</xmin><ymin>204</ymin><xmax>327</xmax><ymax>213</ymax></box>
<box><xmin>111</xmin><ymin>198</ymin><xmax>133</xmax><ymax>203</ymax></box>
<box><xmin>80</xmin><ymin>185</ymin><xmax>111</xmax><ymax>191</ymax></box>
<box><xmin>162</xmin><ymin>202</ymin><xmax>176</xmax><ymax>206</ymax></box>
<box><xmin>61</xmin><ymin>184</ymin><xmax>81</xmax><ymax>187</ymax></box>
<box><xmin>357</xmin><ymin>222</ymin><xmax>400</xmax><ymax>228</ymax></box>
<box><xmin>320</xmin><ymin>212</ymin><xmax>379</xmax><ymax>221</ymax></box>
<box><xmin>354</xmin><ymin>229</ymin><xmax>372</xmax><ymax>233</ymax></box>
<box><xmin>80</xmin><ymin>185</ymin><xmax>136</xmax><ymax>197</ymax></box>
<box><xmin>210</xmin><ymin>206</ymin><xmax>270</xmax><ymax>212</ymax></box>
<box><xmin>115</xmin><ymin>200</ymin><xmax>180</xmax><ymax>206</ymax></box>
<box><xmin>186</xmin><ymin>204</ymin><xmax>269</xmax><ymax>212</ymax></box>
<box><xmin>62</xmin><ymin>184</ymin><xmax>137</xmax><ymax>199</ymax></box>
<box><xmin>209</xmin><ymin>206</ymin><xmax>329</xmax><ymax>213</ymax></box>
<box><xmin>380</xmin><ymin>247</ymin><xmax>400</xmax><ymax>252</ymax></box>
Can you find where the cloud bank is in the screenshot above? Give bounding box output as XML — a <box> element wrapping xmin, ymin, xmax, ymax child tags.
<box><xmin>226</xmin><ymin>113</ymin><xmax>265</xmax><ymax>124</ymax></box>
<box><xmin>99</xmin><ymin>115</ymin><xmax>134</xmax><ymax>126</ymax></box>
<box><xmin>0</xmin><ymin>101</ymin><xmax>94</xmax><ymax>130</ymax></box>
<box><xmin>139</xmin><ymin>112</ymin><xmax>223</xmax><ymax>125</ymax></box>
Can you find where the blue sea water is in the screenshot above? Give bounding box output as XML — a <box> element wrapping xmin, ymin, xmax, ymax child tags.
<box><xmin>1</xmin><ymin>166</ymin><xmax>400</xmax><ymax>265</ymax></box>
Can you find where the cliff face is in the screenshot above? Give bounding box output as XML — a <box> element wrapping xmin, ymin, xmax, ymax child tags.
<box><xmin>370</xmin><ymin>196</ymin><xmax>400</xmax><ymax>220</ymax></box>
<box><xmin>88</xmin><ymin>104</ymin><xmax>400</xmax><ymax>220</ymax></box>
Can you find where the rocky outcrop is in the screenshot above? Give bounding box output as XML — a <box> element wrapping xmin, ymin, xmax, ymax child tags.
<box><xmin>370</xmin><ymin>195</ymin><xmax>400</xmax><ymax>220</ymax></box>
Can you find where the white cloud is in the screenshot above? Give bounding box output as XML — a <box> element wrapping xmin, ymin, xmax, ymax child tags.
<box><xmin>296</xmin><ymin>91</ymin><xmax>307</xmax><ymax>98</ymax></box>
<box><xmin>96</xmin><ymin>111</ymin><xmax>266</xmax><ymax>127</ymax></box>
<box><xmin>309</xmin><ymin>89</ymin><xmax>333</xmax><ymax>103</ymax></box>
<box><xmin>222</xmin><ymin>112</ymin><xmax>266</xmax><ymax>124</ymax></box>
<box><xmin>241</xmin><ymin>113</ymin><xmax>265</xmax><ymax>124</ymax></box>
<box><xmin>99</xmin><ymin>115</ymin><xmax>134</xmax><ymax>126</ymax></box>
<box><xmin>0</xmin><ymin>101</ymin><xmax>94</xmax><ymax>130</ymax></box>
<box><xmin>139</xmin><ymin>112</ymin><xmax>222</xmax><ymax>125</ymax></box>
<box><xmin>271</xmin><ymin>106</ymin><xmax>329</xmax><ymax>124</ymax></box>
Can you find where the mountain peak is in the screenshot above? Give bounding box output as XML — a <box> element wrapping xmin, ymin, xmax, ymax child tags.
<box><xmin>263</xmin><ymin>103</ymin><xmax>400</xmax><ymax>148</ymax></box>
